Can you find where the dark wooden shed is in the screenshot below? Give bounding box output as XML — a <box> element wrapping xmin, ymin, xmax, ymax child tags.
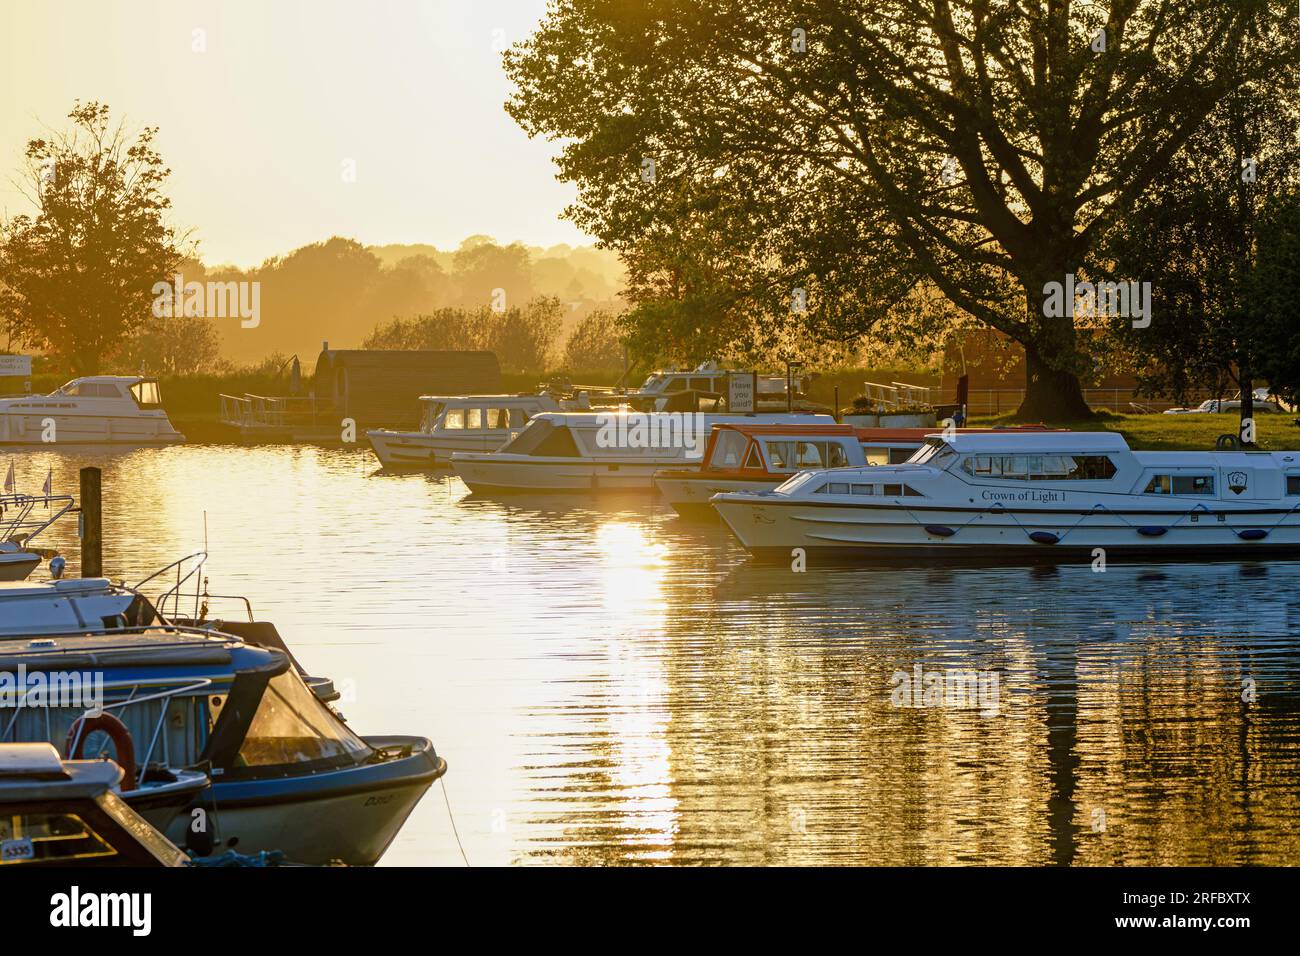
<box><xmin>313</xmin><ymin>349</ymin><xmax>502</xmax><ymax>428</ymax></box>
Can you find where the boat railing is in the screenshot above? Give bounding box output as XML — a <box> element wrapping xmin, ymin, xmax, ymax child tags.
<box><xmin>219</xmin><ymin>393</ymin><xmax>328</xmax><ymax>430</ymax></box>
<box><xmin>135</xmin><ymin>551</ymin><xmax>209</xmax><ymax>623</ymax></box>
<box><xmin>864</xmin><ymin>381</ymin><xmax>934</xmax><ymax>409</ymax></box>
<box><xmin>4</xmin><ymin>674</ymin><xmax>216</xmax><ymax>775</ymax></box>
<box><xmin>0</xmin><ymin>493</ymin><xmax>75</xmax><ymax>551</ymax></box>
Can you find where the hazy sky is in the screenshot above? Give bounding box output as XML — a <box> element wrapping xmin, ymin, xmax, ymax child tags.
<box><xmin>0</xmin><ymin>0</ymin><xmax>588</xmax><ymax>267</ymax></box>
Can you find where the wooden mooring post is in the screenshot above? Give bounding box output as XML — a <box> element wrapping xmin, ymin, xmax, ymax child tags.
<box><xmin>79</xmin><ymin>466</ymin><xmax>102</xmax><ymax>578</ymax></box>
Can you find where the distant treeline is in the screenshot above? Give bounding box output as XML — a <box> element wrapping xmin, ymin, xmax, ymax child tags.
<box><xmin>186</xmin><ymin>235</ymin><xmax>625</xmax><ymax>367</ymax></box>
<box><xmin>363</xmin><ymin>300</ymin><xmax>625</xmax><ymax>375</ymax></box>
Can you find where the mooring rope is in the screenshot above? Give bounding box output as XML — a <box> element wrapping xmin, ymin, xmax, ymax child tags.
<box><xmin>440</xmin><ymin>775</ymin><xmax>471</xmax><ymax>867</ymax></box>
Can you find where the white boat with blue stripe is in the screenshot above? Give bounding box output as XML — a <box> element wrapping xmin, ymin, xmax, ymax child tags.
<box><xmin>712</xmin><ymin>431</ymin><xmax>1300</xmax><ymax>564</ymax></box>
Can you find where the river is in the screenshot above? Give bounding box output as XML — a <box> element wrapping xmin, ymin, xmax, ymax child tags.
<box><xmin>10</xmin><ymin>443</ymin><xmax>1300</xmax><ymax>865</ymax></box>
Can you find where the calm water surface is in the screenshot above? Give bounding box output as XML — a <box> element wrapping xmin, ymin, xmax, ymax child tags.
<box><xmin>14</xmin><ymin>444</ymin><xmax>1300</xmax><ymax>866</ymax></box>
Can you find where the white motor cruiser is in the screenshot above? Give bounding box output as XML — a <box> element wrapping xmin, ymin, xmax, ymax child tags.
<box><xmin>451</xmin><ymin>410</ymin><xmax>832</xmax><ymax>493</ymax></box>
<box><xmin>712</xmin><ymin>431</ymin><xmax>1300</xmax><ymax>563</ymax></box>
<box><xmin>0</xmin><ymin>376</ymin><xmax>184</xmax><ymax>445</ymax></box>
<box><xmin>366</xmin><ymin>394</ymin><xmax>562</xmax><ymax>468</ymax></box>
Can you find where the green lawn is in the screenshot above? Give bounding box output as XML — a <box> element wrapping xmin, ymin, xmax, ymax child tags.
<box><xmin>970</xmin><ymin>411</ymin><xmax>1300</xmax><ymax>451</ymax></box>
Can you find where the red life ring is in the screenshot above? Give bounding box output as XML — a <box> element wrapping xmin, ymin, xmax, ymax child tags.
<box><xmin>65</xmin><ymin>713</ymin><xmax>137</xmax><ymax>791</ymax></box>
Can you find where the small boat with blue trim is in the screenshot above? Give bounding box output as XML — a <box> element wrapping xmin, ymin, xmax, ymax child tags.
<box><xmin>0</xmin><ymin>564</ymin><xmax>446</xmax><ymax>865</ymax></box>
<box><xmin>712</xmin><ymin>431</ymin><xmax>1300</xmax><ymax>563</ymax></box>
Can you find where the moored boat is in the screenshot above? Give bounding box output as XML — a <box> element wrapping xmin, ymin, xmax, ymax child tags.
<box><xmin>0</xmin><ymin>742</ymin><xmax>190</xmax><ymax>867</ymax></box>
<box><xmin>451</xmin><ymin>410</ymin><xmax>833</xmax><ymax>494</ymax></box>
<box><xmin>712</xmin><ymin>431</ymin><xmax>1300</xmax><ymax>564</ymax></box>
<box><xmin>0</xmin><ymin>376</ymin><xmax>184</xmax><ymax>445</ymax></box>
<box><xmin>0</xmin><ymin>560</ymin><xmax>446</xmax><ymax>865</ymax></box>
<box><xmin>366</xmin><ymin>393</ymin><xmax>562</xmax><ymax>468</ymax></box>
<box><xmin>0</xmin><ymin>624</ymin><xmax>445</xmax><ymax>865</ymax></box>
<box><xmin>655</xmin><ymin>423</ymin><xmax>1056</xmax><ymax>519</ymax></box>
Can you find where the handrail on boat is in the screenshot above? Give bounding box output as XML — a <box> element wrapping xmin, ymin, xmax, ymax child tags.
<box><xmin>4</xmin><ymin>674</ymin><xmax>215</xmax><ymax>776</ymax></box>
<box><xmin>0</xmin><ymin>493</ymin><xmax>76</xmax><ymax>551</ymax></box>
<box><xmin>134</xmin><ymin>551</ymin><xmax>208</xmax><ymax>622</ymax></box>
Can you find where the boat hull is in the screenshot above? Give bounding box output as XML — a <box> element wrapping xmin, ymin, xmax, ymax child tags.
<box><xmin>714</xmin><ymin>496</ymin><xmax>1300</xmax><ymax>566</ymax></box>
<box><xmin>0</xmin><ymin>412</ymin><xmax>183</xmax><ymax>445</ymax></box>
<box><xmin>455</xmin><ymin>456</ymin><xmax>684</xmax><ymax>493</ymax></box>
<box><xmin>655</xmin><ymin>474</ymin><xmax>780</xmax><ymax>519</ymax></box>
<box><xmin>170</xmin><ymin>735</ymin><xmax>445</xmax><ymax>866</ymax></box>
<box><xmin>0</xmin><ymin>552</ymin><xmax>40</xmax><ymax>581</ymax></box>
<box><xmin>368</xmin><ymin>429</ymin><xmax>508</xmax><ymax>468</ymax></box>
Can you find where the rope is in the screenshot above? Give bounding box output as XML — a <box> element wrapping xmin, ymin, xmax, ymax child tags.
<box><xmin>440</xmin><ymin>775</ymin><xmax>471</xmax><ymax>867</ymax></box>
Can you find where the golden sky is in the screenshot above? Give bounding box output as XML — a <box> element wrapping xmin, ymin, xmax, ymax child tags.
<box><xmin>0</xmin><ymin>0</ymin><xmax>588</xmax><ymax>268</ymax></box>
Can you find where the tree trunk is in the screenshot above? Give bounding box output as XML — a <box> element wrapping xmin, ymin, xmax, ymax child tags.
<box><xmin>1014</xmin><ymin>279</ymin><xmax>1095</xmax><ymax>422</ymax></box>
<box><xmin>1016</xmin><ymin>346</ymin><xmax>1094</xmax><ymax>421</ymax></box>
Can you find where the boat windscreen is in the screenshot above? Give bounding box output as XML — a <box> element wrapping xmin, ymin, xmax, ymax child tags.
<box><xmin>130</xmin><ymin>381</ymin><xmax>162</xmax><ymax>408</ymax></box>
<box><xmin>708</xmin><ymin>429</ymin><xmax>748</xmax><ymax>468</ymax></box>
<box><xmin>236</xmin><ymin>671</ymin><xmax>371</xmax><ymax>768</ymax></box>
<box><xmin>775</xmin><ymin>471</ymin><xmax>820</xmax><ymax>494</ymax></box>
<box><xmin>500</xmin><ymin>418</ymin><xmax>554</xmax><ymax>454</ymax></box>
<box><xmin>907</xmin><ymin>438</ymin><xmax>955</xmax><ymax>466</ymax></box>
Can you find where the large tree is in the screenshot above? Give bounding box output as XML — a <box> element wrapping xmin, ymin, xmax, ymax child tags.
<box><xmin>506</xmin><ymin>0</ymin><xmax>1299</xmax><ymax>418</ymax></box>
<box><xmin>1099</xmin><ymin>53</ymin><xmax>1300</xmax><ymax>433</ymax></box>
<box><xmin>0</xmin><ymin>102</ymin><xmax>191</xmax><ymax>374</ymax></box>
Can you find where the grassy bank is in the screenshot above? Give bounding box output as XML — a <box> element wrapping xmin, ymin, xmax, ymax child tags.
<box><xmin>971</xmin><ymin>411</ymin><xmax>1299</xmax><ymax>451</ymax></box>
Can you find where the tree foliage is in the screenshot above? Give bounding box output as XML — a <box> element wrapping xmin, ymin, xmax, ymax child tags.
<box><xmin>362</xmin><ymin>297</ymin><xmax>565</xmax><ymax>373</ymax></box>
<box><xmin>506</xmin><ymin>0</ymin><xmax>1300</xmax><ymax>418</ymax></box>
<box><xmin>561</xmin><ymin>309</ymin><xmax>627</xmax><ymax>371</ymax></box>
<box><xmin>0</xmin><ymin>102</ymin><xmax>192</xmax><ymax>373</ymax></box>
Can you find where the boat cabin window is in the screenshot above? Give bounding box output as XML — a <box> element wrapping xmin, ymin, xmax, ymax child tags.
<box><xmin>466</xmin><ymin>408</ymin><xmax>483</xmax><ymax>430</ymax></box>
<box><xmin>864</xmin><ymin>446</ymin><xmax>921</xmax><ymax>466</ymax></box>
<box><xmin>443</xmin><ymin>408</ymin><xmax>465</xmax><ymax>429</ymax></box>
<box><xmin>0</xmin><ymin>811</ymin><xmax>116</xmax><ymax>865</ymax></box>
<box><xmin>961</xmin><ymin>453</ymin><xmax>1117</xmax><ymax>480</ymax></box>
<box><xmin>766</xmin><ymin>441</ymin><xmax>849</xmax><ymax>471</ymax></box>
<box><xmin>743</xmin><ymin>444</ymin><xmax>763</xmax><ymax>469</ymax></box>
<box><xmin>815</xmin><ymin>482</ymin><xmax>922</xmax><ymax>497</ymax></box>
<box><xmin>237</xmin><ymin>672</ymin><xmax>371</xmax><ymax>769</ymax></box>
<box><xmin>1287</xmin><ymin>475</ymin><xmax>1300</xmax><ymax>495</ymax></box>
<box><xmin>708</xmin><ymin>430</ymin><xmax>748</xmax><ymax>468</ymax></box>
<box><xmin>1143</xmin><ymin>474</ymin><xmax>1215</xmax><ymax>495</ymax></box>
<box><xmin>485</xmin><ymin>408</ymin><xmax>511</xmax><ymax>429</ymax></box>
<box><xmin>130</xmin><ymin>380</ymin><xmax>161</xmax><ymax>408</ymax></box>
